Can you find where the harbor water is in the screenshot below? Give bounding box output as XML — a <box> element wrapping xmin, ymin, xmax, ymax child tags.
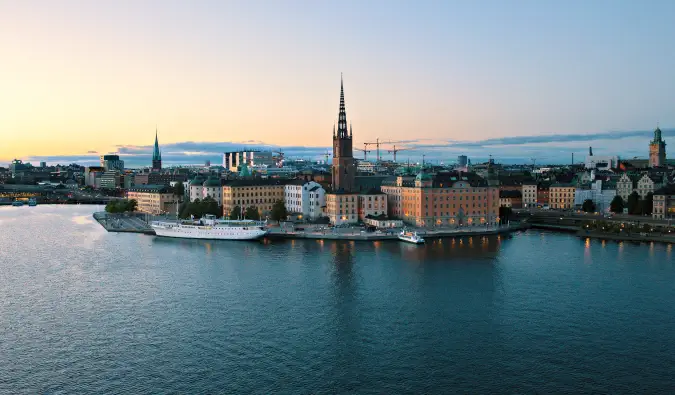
<box><xmin>1</xmin><ymin>205</ymin><xmax>674</xmax><ymax>393</ymax></box>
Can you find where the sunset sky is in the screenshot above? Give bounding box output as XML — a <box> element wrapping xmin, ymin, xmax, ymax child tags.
<box><xmin>1</xmin><ymin>0</ymin><xmax>674</xmax><ymax>165</ymax></box>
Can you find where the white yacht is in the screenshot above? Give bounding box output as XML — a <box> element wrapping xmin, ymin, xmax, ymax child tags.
<box><xmin>151</xmin><ymin>214</ymin><xmax>268</xmax><ymax>240</ymax></box>
<box><xmin>398</xmin><ymin>229</ymin><xmax>425</xmax><ymax>244</ymax></box>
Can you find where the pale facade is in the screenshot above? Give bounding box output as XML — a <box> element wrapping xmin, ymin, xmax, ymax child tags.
<box><xmin>574</xmin><ymin>180</ymin><xmax>616</xmax><ymax>212</ymax></box>
<box><xmin>549</xmin><ymin>185</ymin><xmax>575</xmax><ymax>209</ymax></box>
<box><xmin>652</xmin><ymin>187</ymin><xmax>675</xmax><ymax>219</ymax></box>
<box><xmin>127</xmin><ymin>185</ymin><xmax>179</xmax><ymax>215</ymax></box>
<box><xmin>284</xmin><ymin>180</ymin><xmax>326</xmax><ymax>220</ymax></box>
<box><xmin>325</xmin><ymin>193</ymin><xmax>359</xmax><ymax>225</ymax></box>
<box><xmin>381</xmin><ymin>172</ymin><xmax>500</xmax><ymax>227</ymax></box>
<box><xmin>636</xmin><ymin>173</ymin><xmax>664</xmax><ymax>198</ymax></box>
<box><xmin>616</xmin><ymin>173</ymin><xmax>637</xmax><ymax>202</ymax></box>
<box><xmin>357</xmin><ymin>192</ymin><xmax>388</xmax><ymax>222</ymax></box>
<box><xmin>222</xmin><ymin>181</ymin><xmax>287</xmax><ymax>219</ymax></box>
<box><xmin>522</xmin><ymin>183</ymin><xmax>537</xmax><ymax>207</ymax></box>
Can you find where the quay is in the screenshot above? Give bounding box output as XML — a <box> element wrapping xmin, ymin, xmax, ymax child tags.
<box><xmin>92</xmin><ymin>212</ymin><xmax>525</xmax><ymax>240</ymax></box>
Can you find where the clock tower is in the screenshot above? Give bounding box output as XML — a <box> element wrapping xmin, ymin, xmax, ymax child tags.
<box><xmin>649</xmin><ymin>125</ymin><xmax>666</xmax><ymax>168</ymax></box>
<box><xmin>332</xmin><ymin>76</ymin><xmax>356</xmax><ymax>192</ymax></box>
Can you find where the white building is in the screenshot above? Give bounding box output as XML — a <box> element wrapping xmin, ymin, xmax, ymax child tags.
<box><xmin>585</xmin><ymin>152</ymin><xmax>618</xmax><ymax>170</ymax></box>
<box><xmin>186</xmin><ymin>175</ymin><xmax>222</xmax><ymax>204</ymax></box>
<box><xmin>637</xmin><ymin>173</ymin><xmax>665</xmax><ymax>198</ymax></box>
<box><xmin>222</xmin><ymin>151</ymin><xmax>276</xmax><ymax>172</ymax></box>
<box><xmin>522</xmin><ymin>183</ymin><xmax>538</xmax><ymax>208</ymax></box>
<box><xmin>284</xmin><ymin>180</ymin><xmax>326</xmax><ymax>220</ymax></box>
<box><xmin>574</xmin><ymin>179</ymin><xmax>616</xmax><ymax>212</ymax></box>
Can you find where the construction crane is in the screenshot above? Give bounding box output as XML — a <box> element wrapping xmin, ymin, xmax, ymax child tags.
<box><xmin>272</xmin><ymin>150</ymin><xmax>284</xmax><ymax>168</ymax></box>
<box><xmin>354</xmin><ymin>148</ymin><xmax>371</xmax><ymax>161</ymax></box>
<box><xmin>388</xmin><ymin>145</ymin><xmax>413</xmax><ymax>162</ymax></box>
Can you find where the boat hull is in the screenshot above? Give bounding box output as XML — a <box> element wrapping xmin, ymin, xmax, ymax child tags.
<box><xmin>152</xmin><ymin>225</ymin><xmax>267</xmax><ymax>240</ymax></box>
<box><xmin>398</xmin><ymin>235</ymin><xmax>425</xmax><ymax>244</ymax></box>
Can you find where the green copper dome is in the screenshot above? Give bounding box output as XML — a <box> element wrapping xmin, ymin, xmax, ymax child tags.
<box><xmin>416</xmin><ymin>171</ymin><xmax>432</xmax><ymax>181</ymax></box>
<box><xmin>203</xmin><ymin>176</ymin><xmax>221</xmax><ymax>187</ymax></box>
<box><xmin>189</xmin><ymin>176</ymin><xmax>205</xmax><ymax>186</ymax></box>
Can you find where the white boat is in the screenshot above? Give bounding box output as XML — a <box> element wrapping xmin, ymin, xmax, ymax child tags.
<box><xmin>151</xmin><ymin>214</ymin><xmax>268</xmax><ymax>240</ymax></box>
<box><xmin>398</xmin><ymin>229</ymin><xmax>425</xmax><ymax>244</ymax></box>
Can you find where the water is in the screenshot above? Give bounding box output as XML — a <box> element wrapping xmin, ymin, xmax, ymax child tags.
<box><xmin>1</xmin><ymin>206</ymin><xmax>674</xmax><ymax>393</ymax></box>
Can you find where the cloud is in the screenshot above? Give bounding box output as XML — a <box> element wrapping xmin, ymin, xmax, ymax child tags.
<box><xmin>17</xmin><ymin>128</ymin><xmax>671</xmax><ymax>166</ymax></box>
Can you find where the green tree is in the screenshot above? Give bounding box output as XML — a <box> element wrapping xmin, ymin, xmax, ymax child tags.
<box><xmin>244</xmin><ymin>206</ymin><xmax>261</xmax><ymax>220</ymax></box>
<box><xmin>173</xmin><ymin>181</ymin><xmax>185</xmax><ymax>197</ymax></box>
<box><xmin>127</xmin><ymin>199</ymin><xmax>137</xmax><ymax>212</ymax></box>
<box><xmin>270</xmin><ymin>200</ymin><xmax>288</xmax><ymax>222</ymax></box>
<box><xmin>201</xmin><ymin>196</ymin><xmax>221</xmax><ymax>217</ymax></box>
<box><xmin>609</xmin><ymin>195</ymin><xmax>624</xmax><ymax>214</ymax></box>
<box><xmin>582</xmin><ymin>199</ymin><xmax>596</xmax><ymax>213</ymax></box>
<box><xmin>627</xmin><ymin>192</ymin><xmax>640</xmax><ymax>215</ymax></box>
<box><xmin>641</xmin><ymin>192</ymin><xmax>654</xmax><ymax>216</ymax></box>
<box><xmin>229</xmin><ymin>205</ymin><xmax>242</xmax><ymax>220</ymax></box>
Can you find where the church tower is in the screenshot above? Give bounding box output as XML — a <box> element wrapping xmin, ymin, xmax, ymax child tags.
<box><xmin>152</xmin><ymin>128</ymin><xmax>162</xmax><ymax>171</ymax></box>
<box><xmin>332</xmin><ymin>76</ymin><xmax>356</xmax><ymax>192</ymax></box>
<box><xmin>649</xmin><ymin>125</ymin><xmax>666</xmax><ymax>167</ymax></box>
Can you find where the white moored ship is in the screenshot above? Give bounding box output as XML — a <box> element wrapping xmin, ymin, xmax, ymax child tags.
<box><xmin>398</xmin><ymin>229</ymin><xmax>425</xmax><ymax>244</ymax></box>
<box><xmin>151</xmin><ymin>214</ymin><xmax>268</xmax><ymax>240</ymax></box>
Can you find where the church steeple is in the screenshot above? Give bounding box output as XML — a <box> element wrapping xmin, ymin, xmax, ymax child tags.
<box><xmin>337</xmin><ymin>74</ymin><xmax>350</xmax><ymax>139</ymax></box>
<box><xmin>331</xmin><ymin>74</ymin><xmax>355</xmax><ymax>192</ymax></box>
<box><xmin>152</xmin><ymin>127</ymin><xmax>162</xmax><ymax>171</ymax></box>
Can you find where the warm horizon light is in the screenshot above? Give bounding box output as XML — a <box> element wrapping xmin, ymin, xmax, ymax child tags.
<box><xmin>1</xmin><ymin>1</ymin><xmax>674</xmax><ymax>164</ymax></box>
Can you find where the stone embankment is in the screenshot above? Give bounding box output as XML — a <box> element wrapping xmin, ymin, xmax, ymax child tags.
<box><xmin>93</xmin><ymin>212</ymin><xmax>155</xmax><ymax>235</ymax></box>
<box><xmin>577</xmin><ymin>230</ymin><xmax>675</xmax><ymax>244</ymax></box>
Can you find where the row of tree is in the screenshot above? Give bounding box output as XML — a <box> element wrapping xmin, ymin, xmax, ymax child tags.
<box><xmin>179</xmin><ymin>197</ymin><xmax>220</xmax><ymax>219</ymax></box>
<box><xmin>608</xmin><ymin>192</ymin><xmax>653</xmax><ymax>215</ymax></box>
<box><xmin>227</xmin><ymin>200</ymin><xmax>288</xmax><ymax>221</ymax></box>
<box><xmin>105</xmin><ymin>199</ymin><xmax>138</xmax><ymax>213</ymax></box>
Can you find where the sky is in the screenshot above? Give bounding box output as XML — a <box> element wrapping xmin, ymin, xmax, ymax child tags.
<box><xmin>1</xmin><ymin>0</ymin><xmax>674</xmax><ymax>166</ymax></box>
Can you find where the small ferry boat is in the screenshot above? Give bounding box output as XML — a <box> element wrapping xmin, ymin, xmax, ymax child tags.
<box><xmin>28</xmin><ymin>198</ymin><xmax>37</xmax><ymax>207</ymax></box>
<box><xmin>151</xmin><ymin>214</ymin><xmax>268</xmax><ymax>240</ymax></box>
<box><xmin>11</xmin><ymin>200</ymin><xmax>24</xmax><ymax>207</ymax></box>
<box><xmin>398</xmin><ymin>229</ymin><xmax>425</xmax><ymax>244</ymax></box>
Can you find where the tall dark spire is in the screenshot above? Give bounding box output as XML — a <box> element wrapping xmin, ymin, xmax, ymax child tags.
<box><xmin>152</xmin><ymin>127</ymin><xmax>162</xmax><ymax>171</ymax></box>
<box><xmin>337</xmin><ymin>74</ymin><xmax>349</xmax><ymax>139</ymax></box>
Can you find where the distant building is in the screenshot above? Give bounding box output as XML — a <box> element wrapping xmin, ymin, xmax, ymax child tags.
<box><xmin>357</xmin><ymin>189</ymin><xmax>388</xmax><ymax>222</ymax></box>
<box><xmin>100</xmin><ymin>170</ymin><xmax>122</xmax><ymax>189</ymax></box>
<box><xmin>522</xmin><ymin>182</ymin><xmax>538</xmax><ymax>208</ymax></box>
<box><xmin>127</xmin><ymin>184</ymin><xmax>179</xmax><ymax>215</ymax></box>
<box><xmin>649</xmin><ymin>125</ymin><xmax>667</xmax><ymax>167</ymax></box>
<box><xmin>585</xmin><ymin>147</ymin><xmax>618</xmax><ymax>170</ymax></box>
<box><xmin>100</xmin><ymin>154</ymin><xmax>124</xmax><ymax>171</ymax></box>
<box><xmin>222</xmin><ymin>151</ymin><xmax>275</xmax><ymax>172</ymax></box>
<box><xmin>40</xmin><ymin>161</ymin><xmax>47</xmax><ymax>168</ymax></box>
<box><xmin>574</xmin><ymin>179</ymin><xmax>616</xmax><ymax>212</ymax></box>
<box><xmin>499</xmin><ymin>190</ymin><xmax>522</xmax><ymax>209</ymax></box>
<box><xmin>457</xmin><ymin>155</ymin><xmax>468</xmax><ymax>167</ymax></box>
<box><xmin>83</xmin><ymin>166</ymin><xmax>105</xmax><ymax>188</ymax></box>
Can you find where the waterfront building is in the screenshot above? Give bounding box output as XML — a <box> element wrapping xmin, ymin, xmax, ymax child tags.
<box><xmin>499</xmin><ymin>190</ymin><xmax>522</xmax><ymax>208</ymax></box>
<box><xmin>549</xmin><ymin>183</ymin><xmax>575</xmax><ymax>209</ymax></box>
<box><xmin>127</xmin><ymin>184</ymin><xmax>179</xmax><ymax>215</ymax></box>
<box><xmin>537</xmin><ymin>182</ymin><xmax>550</xmax><ymax>207</ymax></box>
<box><xmin>617</xmin><ymin>173</ymin><xmax>639</xmax><ymax>201</ymax></box>
<box><xmin>649</xmin><ymin>125</ymin><xmax>666</xmax><ymax>167</ymax></box>
<box><xmin>152</xmin><ymin>129</ymin><xmax>162</xmax><ymax>171</ymax></box>
<box><xmin>284</xmin><ymin>180</ymin><xmax>326</xmax><ymax>221</ymax></box>
<box><xmin>457</xmin><ymin>155</ymin><xmax>468</xmax><ymax>167</ymax></box>
<box><xmin>357</xmin><ymin>189</ymin><xmax>388</xmax><ymax>222</ymax></box>
<box><xmin>574</xmin><ymin>179</ymin><xmax>617</xmax><ymax>212</ymax></box>
<box><xmin>134</xmin><ymin>170</ymin><xmax>187</xmax><ymax>187</ymax></box>
<box><xmin>221</xmin><ymin>179</ymin><xmax>289</xmax><ymax>219</ymax></box>
<box><xmin>100</xmin><ymin>154</ymin><xmax>124</xmax><ymax>171</ymax></box>
<box><xmin>222</xmin><ymin>151</ymin><xmax>276</xmax><ymax>172</ymax></box>
<box><xmin>381</xmin><ymin>170</ymin><xmax>500</xmax><ymax>227</ymax></box>
<box><xmin>637</xmin><ymin>173</ymin><xmax>665</xmax><ymax>198</ymax></box>
<box><xmin>522</xmin><ymin>182</ymin><xmax>537</xmax><ymax>208</ymax></box>
<box><xmin>652</xmin><ymin>185</ymin><xmax>675</xmax><ymax>219</ymax></box>
<box><xmin>325</xmin><ymin>192</ymin><xmax>359</xmax><ymax>225</ymax></box>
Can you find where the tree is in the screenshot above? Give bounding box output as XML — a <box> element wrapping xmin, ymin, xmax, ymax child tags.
<box><xmin>641</xmin><ymin>192</ymin><xmax>654</xmax><ymax>216</ymax></box>
<box><xmin>104</xmin><ymin>199</ymin><xmax>137</xmax><ymax>213</ymax></box>
<box><xmin>498</xmin><ymin>206</ymin><xmax>512</xmax><ymax>223</ymax></box>
<box><xmin>173</xmin><ymin>181</ymin><xmax>184</xmax><ymax>198</ymax></box>
<box><xmin>610</xmin><ymin>195</ymin><xmax>624</xmax><ymax>214</ymax></box>
<box><xmin>627</xmin><ymin>192</ymin><xmax>640</xmax><ymax>215</ymax></box>
<box><xmin>229</xmin><ymin>205</ymin><xmax>241</xmax><ymax>220</ymax></box>
<box><xmin>270</xmin><ymin>200</ymin><xmax>288</xmax><ymax>222</ymax></box>
<box><xmin>244</xmin><ymin>206</ymin><xmax>261</xmax><ymax>220</ymax></box>
<box><xmin>127</xmin><ymin>199</ymin><xmax>138</xmax><ymax>212</ymax></box>
<box><xmin>582</xmin><ymin>199</ymin><xmax>596</xmax><ymax>213</ymax></box>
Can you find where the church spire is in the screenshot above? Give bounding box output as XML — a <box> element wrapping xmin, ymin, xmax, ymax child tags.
<box><xmin>152</xmin><ymin>127</ymin><xmax>162</xmax><ymax>171</ymax></box>
<box><xmin>337</xmin><ymin>74</ymin><xmax>349</xmax><ymax>139</ymax></box>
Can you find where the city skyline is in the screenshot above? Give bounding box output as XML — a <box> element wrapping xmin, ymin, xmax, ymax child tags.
<box><xmin>2</xmin><ymin>1</ymin><xmax>675</xmax><ymax>163</ymax></box>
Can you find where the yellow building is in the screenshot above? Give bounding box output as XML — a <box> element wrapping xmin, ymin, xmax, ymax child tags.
<box><xmin>222</xmin><ymin>180</ymin><xmax>288</xmax><ymax>219</ymax></box>
<box><xmin>549</xmin><ymin>184</ymin><xmax>576</xmax><ymax>209</ymax></box>
<box><xmin>357</xmin><ymin>189</ymin><xmax>388</xmax><ymax>222</ymax></box>
<box><xmin>126</xmin><ymin>185</ymin><xmax>179</xmax><ymax>215</ymax></box>
<box><xmin>381</xmin><ymin>171</ymin><xmax>500</xmax><ymax>227</ymax></box>
<box><xmin>325</xmin><ymin>192</ymin><xmax>359</xmax><ymax>225</ymax></box>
